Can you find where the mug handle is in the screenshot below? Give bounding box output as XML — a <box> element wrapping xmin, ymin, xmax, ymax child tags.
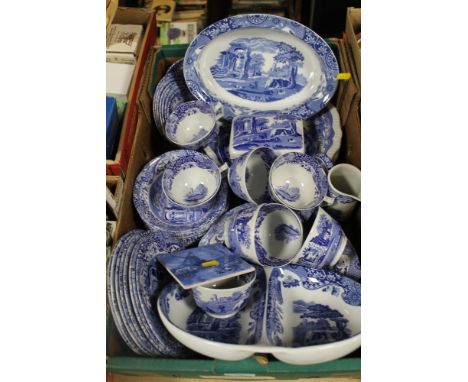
<box><xmin>314</xmin><ymin>153</ymin><xmax>333</xmax><ymax>171</ymax></box>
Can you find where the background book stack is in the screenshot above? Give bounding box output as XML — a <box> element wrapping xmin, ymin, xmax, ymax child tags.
<box><xmin>150</xmin><ymin>0</ymin><xmax>206</xmax><ymax>45</ymax></box>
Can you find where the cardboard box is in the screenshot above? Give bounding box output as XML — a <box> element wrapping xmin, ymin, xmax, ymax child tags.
<box><xmin>106</xmin><ymin>45</ymin><xmax>361</xmax><ymax>379</ymax></box>
<box><xmin>106</xmin><ymin>7</ymin><xmax>157</xmax><ymax>177</ymax></box>
<box><xmin>345</xmin><ymin>7</ymin><xmax>361</xmax><ymax>83</ymax></box>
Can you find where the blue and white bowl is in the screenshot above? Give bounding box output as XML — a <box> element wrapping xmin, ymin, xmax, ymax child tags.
<box><xmin>162</xmin><ymin>150</ymin><xmax>222</xmax><ymax>208</ymax></box>
<box><xmin>165</xmin><ymin>100</ymin><xmax>218</xmax><ymax>150</ymax></box>
<box><xmin>230</xmin><ymin>203</ymin><xmax>303</xmax><ymax>267</ymax></box>
<box><xmin>291</xmin><ymin>207</ymin><xmax>345</xmax><ymax>269</ymax></box>
<box><xmin>228</xmin><ymin>147</ymin><xmax>276</xmax><ymax>204</ymax></box>
<box><xmin>269</xmin><ymin>152</ymin><xmax>329</xmax><ymax>211</ymax></box>
<box><xmin>191</xmin><ymin>271</ymin><xmax>256</xmax><ymax>319</ymax></box>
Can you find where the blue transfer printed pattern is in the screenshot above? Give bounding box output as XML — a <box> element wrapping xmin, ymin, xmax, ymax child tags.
<box><xmin>233</xmin><ymin>114</ymin><xmax>303</xmax><ymax>151</ymax></box>
<box><xmin>228</xmin><ymin>150</ymin><xmax>251</xmax><ymax>201</ymax></box>
<box><xmin>295</xmin><ymin>210</ymin><xmax>343</xmax><ymax>269</ymax></box>
<box><xmin>274</xmin><ymin>183</ymin><xmax>300</xmax><ymax>202</ymax></box>
<box><xmin>186</xmin><ymin>308</ymin><xmax>242</xmax><ymax>343</ymax></box>
<box><xmin>108</xmin><ymin>230</ymin><xmax>148</xmax><ymax>355</ymax></box>
<box><xmin>287</xmin><ymin>265</ymin><xmax>361</xmax><ymax>306</ymax></box>
<box><xmin>271</xmin><ymin>152</ymin><xmax>328</xmax><ymax>208</ymax></box>
<box><xmin>291</xmin><ymin>301</ymin><xmax>351</xmax><ymax>347</ymax></box>
<box><xmin>254</xmin><ymin>204</ymin><xmax>302</xmax><ymax>266</ymax></box>
<box><xmin>245</xmin><ymin>265</ymin><xmax>266</xmax><ymax>344</ymax></box>
<box><xmin>153</xmin><ymin>60</ymin><xmax>195</xmax><ymax>134</ymax></box>
<box><xmin>133</xmin><ymin>150</ymin><xmax>228</xmax><ymax>243</ymax></box>
<box><xmin>157</xmin><ymin>244</ymin><xmax>254</xmax><ymax>288</ymax></box>
<box><xmin>184</xmin><ymin>14</ymin><xmax>339</xmax><ymax>119</ymax></box>
<box><xmin>184</xmin><ymin>184</ymin><xmax>208</xmax><ymax>203</ymax></box>
<box><xmin>128</xmin><ymin>231</ymin><xmax>191</xmax><ymax>357</ymax></box>
<box><xmin>329</xmin><ymin>240</ymin><xmax>361</xmax><ymax>282</ymax></box>
<box><xmin>192</xmin><ymin>288</ymin><xmax>251</xmax><ymax>317</ymax></box>
<box><xmin>266</xmin><ymin>268</ymin><xmax>285</xmax><ymax>346</ymax></box>
<box><xmin>210</xmin><ymin>38</ymin><xmax>306</xmax><ymax>103</ymax></box>
<box><xmin>165</xmin><ymin>100</ymin><xmax>217</xmax><ymax>149</ymax></box>
<box><xmin>274</xmin><ymin>224</ymin><xmax>301</xmax><ymax>243</ymax></box>
<box><xmin>225</xmin><ymin>204</ymin><xmax>256</xmax><ymax>251</ymax></box>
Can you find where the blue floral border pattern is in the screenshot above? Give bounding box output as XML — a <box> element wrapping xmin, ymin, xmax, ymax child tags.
<box><xmin>183</xmin><ymin>14</ymin><xmax>339</xmax><ymax>120</ymax></box>
<box><xmin>287</xmin><ymin>265</ymin><xmax>361</xmax><ymax>306</ymax></box>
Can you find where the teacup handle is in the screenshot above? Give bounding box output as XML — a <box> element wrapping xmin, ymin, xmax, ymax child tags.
<box><xmin>321</xmin><ymin>195</ymin><xmax>335</xmax><ymax>207</ymax></box>
<box><xmin>314</xmin><ymin>153</ymin><xmax>333</xmax><ymax>171</ymax></box>
<box><xmin>203</xmin><ymin>146</ymin><xmax>221</xmax><ymax>165</ymax></box>
<box><xmin>218</xmin><ymin>162</ymin><xmax>229</xmax><ymax>178</ymax></box>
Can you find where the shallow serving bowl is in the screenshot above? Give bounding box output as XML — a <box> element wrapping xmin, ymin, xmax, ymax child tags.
<box><xmin>158</xmin><ymin>265</ymin><xmax>360</xmax><ymax>365</ymax></box>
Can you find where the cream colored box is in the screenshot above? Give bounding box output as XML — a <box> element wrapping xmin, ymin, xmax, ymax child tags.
<box><xmin>106</xmin><ymin>24</ymin><xmax>143</xmax><ymax>55</ymax></box>
<box><xmin>106</xmin><ymin>62</ymin><xmax>135</xmax><ymax>101</ymax></box>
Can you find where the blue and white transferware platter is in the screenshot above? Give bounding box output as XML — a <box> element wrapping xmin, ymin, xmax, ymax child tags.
<box><xmin>158</xmin><ymin>265</ymin><xmax>360</xmax><ymax>364</ymax></box>
<box><xmin>183</xmin><ymin>14</ymin><xmax>339</xmax><ymax>120</ymax></box>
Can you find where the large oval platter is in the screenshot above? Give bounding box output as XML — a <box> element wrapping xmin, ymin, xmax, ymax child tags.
<box><xmin>183</xmin><ymin>14</ymin><xmax>339</xmax><ymax>120</ymax></box>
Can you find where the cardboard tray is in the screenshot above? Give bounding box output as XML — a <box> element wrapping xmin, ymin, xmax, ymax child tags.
<box><xmin>345</xmin><ymin>7</ymin><xmax>361</xmax><ymax>83</ymax></box>
<box><xmin>106</xmin><ymin>7</ymin><xmax>157</xmax><ymax>177</ymax></box>
<box><xmin>107</xmin><ymin>44</ymin><xmax>361</xmax><ymax>380</ymax></box>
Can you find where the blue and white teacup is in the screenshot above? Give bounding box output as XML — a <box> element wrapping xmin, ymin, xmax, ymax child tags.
<box><xmin>228</xmin><ymin>147</ymin><xmax>276</xmax><ymax>204</ymax></box>
<box><xmin>162</xmin><ymin>150</ymin><xmax>228</xmax><ymax>208</ymax></box>
<box><xmin>229</xmin><ymin>203</ymin><xmax>303</xmax><ymax>267</ymax></box>
<box><xmin>165</xmin><ymin>100</ymin><xmax>219</xmax><ymax>151</ymax></box>
<box><xmin>191</xmin><ymin>271</ymin><xmax>256</xmax><ymax>319</ymax></box>
<box><xmin>291</xmin><ymin>207</ymin><xmax>347</xmax><ymax>269</ymax></box>
<box><xmin>322</xmin><ymin>163</ymin><xmax>361</xmax><ymax>221</ymax></box>
<box><xmin>269</xmin><ymin>152</ymin><xmax>330</xmax><ymax>213</ymax></box>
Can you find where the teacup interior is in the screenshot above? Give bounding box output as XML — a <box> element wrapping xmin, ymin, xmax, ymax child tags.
<box><xmin>271</xmin><ymin>163</ymin><xmax>319</xmax><ymax>209</ymax></box>
<box><xmin>175</xmin><ymin>111</ymin><xmax>214</xmax><ymax>145</ymax></box>
<box><xmin>169</xmin><ymin>166</ymin><xmax>219</xmax><ymax>205</ymax></box>
<box><xmin>330</xmin><ymin>165</ymin><xmax>361</xmax><ymax>198</ymax></box>
<box><xmin>246</xmin><ymin>151</ymin><xmax>271</xmax><ymax>202</ymax></box>
<box><xmin>204</xmin><ymin>272</ymin><xmax>254</xmax><ymax>290</ymax></box>
<box><xmin>259</xmin><ymin>207</ymin><xmax>302</xmax><ymax>263</ymax></box>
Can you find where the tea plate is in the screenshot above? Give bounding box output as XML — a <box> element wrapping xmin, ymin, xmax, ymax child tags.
<box><xmin>184</xmin><ymin>14</ymin><xmax>339</xmax><ymax>120</ymax></box>
<box><xmin>128</xmin><ymin>231</ymin><xmax>190</xmax><ymax>357</ymax></box>
<box><xmin>107</xmin><ymin>229</ymin><xmax>147</xmax><ymax>355</ymax></box>
<box><xmin>158</xmin><ymin>265</ymin><xmax>361</xmax><ymax>364</ymax></box>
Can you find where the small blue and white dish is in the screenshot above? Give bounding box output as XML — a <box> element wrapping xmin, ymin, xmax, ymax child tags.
<box><xmin>157</xmin><ymin>265</ymin><xmax>360</xmax><ymax>364</ymax></box>
<box><xmin>162</xmin><ymin>150</ymin><xmax>224</xmax><ymax>208</ymax></box>
<box><xmin>304</xmin><ymin>103</ymin><xmax>342</xmax><ymax>162</ymax></box>
<box><xmin>165</xmin><ymin>100</ymin><xmax>219</xmax><ymax>150</ymax></box>
<box><xmin>192</xmin><ymin>271</ymin><xmax>256</xmax><ymax>319</ymax></box>
<box><xmin>157</xmin><ymin>244</ymin><xmax>255</xmax><ymax>289</ymax></box>
<box><xmin>183</xmin><ymin>14</ymin><xmax>339</xmax><ymax>120</ymax></box>
<box><xmin>269</xmin><ymin>152</ymin><xmax>329</xmax><ymax>211</ymax></box>
<box><xmin>229</xmin><ymin>114</ymin><xmax>304</xmax><ymax>159</ymax></box>
<box><xmin>228</xmin><ymin>147</ymin><xmax>276</xmax><ymax>204</ymax></box>
<box><xmin>291</xmin><ymin>207</ymin><xmax>345</xmax><ymax>269</ymax></box>
<box><xmin>229</xmin><ymin>203</ymin><xmax>303</xmax><ymax>267</ymax></box>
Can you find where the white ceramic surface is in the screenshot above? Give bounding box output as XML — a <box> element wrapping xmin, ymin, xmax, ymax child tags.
<box><xmin>323</xmin><ymin>163</ymin><xmax>361</xmax><ymax>221</ymax></box>
<box><xmin>269</xmin><ymin>153</ymin><xmax>329</xmax><ymax>211</ymax></box>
